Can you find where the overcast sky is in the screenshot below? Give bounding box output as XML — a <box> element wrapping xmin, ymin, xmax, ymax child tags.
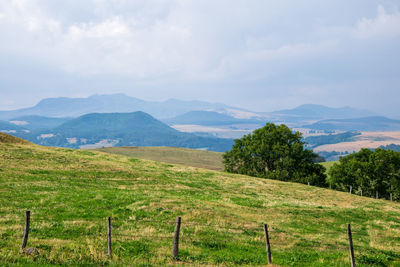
<box><xmin>0</xmin><ymin>0</ymin><xmax>399</xmax><ymax>116</ymax></box>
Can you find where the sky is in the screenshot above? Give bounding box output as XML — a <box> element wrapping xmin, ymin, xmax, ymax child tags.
<box><xmin>0</xmin><ymin>0</ymin><xmax>399</xmax><ymax>116</ymax></box>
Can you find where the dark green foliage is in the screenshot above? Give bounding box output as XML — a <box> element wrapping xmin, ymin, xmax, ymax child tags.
<box><xmin>223</xmin><ymin>123</ymin><xmax>326</xmax><ymax>186</ymax></box>
<box><xmin>313</xmin><ymin>155</ymin><xmax>326</xmax><ymax>163</ymax></box>
<box><xmin>328</xmin><ymin>148</ymin><xmax>400</xmax><ymax>200</ymax></box>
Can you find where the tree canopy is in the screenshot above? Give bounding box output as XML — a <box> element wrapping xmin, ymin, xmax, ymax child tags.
<box><xmin>328</xmin><ymin>148</ymin><xmax>400</xmax><ymax>200</ymax></box>
<box><xmin>223</xmin><ymin>123</ymin><xmax>326</xmax><ymax>186</ymax></box>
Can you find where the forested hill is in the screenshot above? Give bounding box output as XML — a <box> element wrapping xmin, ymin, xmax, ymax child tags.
<box><xmin>31</xmin><ymin>112</ymin><xmax>234</xmax><ymax>151</ymax></box>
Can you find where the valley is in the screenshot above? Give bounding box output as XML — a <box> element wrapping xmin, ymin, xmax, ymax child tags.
<box><xmin>1</xmin><ymin>94</ymin><xmax>400</xmax><ymax>161</ymax></box>
<box><xmin>313</xmin><ymin>131</ymin><xmax>400</xmax><ymax>153</ymax></box>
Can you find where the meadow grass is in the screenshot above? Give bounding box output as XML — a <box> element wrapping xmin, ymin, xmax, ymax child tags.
<box><xmin>0</xmin><ymin>138</ymin><xmax>399</xmax><ymax>266</ymax></box>
<box><xmin>95</xmin><ymin>146</ymin><xmax>224</xmax><ymax>171</ymax></box>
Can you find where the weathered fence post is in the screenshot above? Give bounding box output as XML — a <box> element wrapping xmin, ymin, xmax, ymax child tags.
<box><xmin>307</xmin><ymin>182</ymin><xmax>310</xmax><ymax>186</ymax></box>
<box><xmin>21</xmin><ymin>210</ymin><xmax>30</xmax><ymax>251</ymax></box>
<box><xmin>263</xmin><ymin>224</ymin><xmax>272</xmax><ymax>265</ymax></box>
<box><xmin>376</xmin><ymin>191</ymin><xmax>379</xmax><ymax>199</ymax></box>
<box><xmin>347</xmin><ymin>224</ymin><xmax>355</xmax><ymax>267</ymax></box>
<box><xmin>173</xmin><ymin>217</ymin><xmax>181</xmax><ymax>259</ymax></box>
<box><xmin>390</xmin><ymin>193</ymin><xmax>393</xmax><ymax>201</ymax></box>
<box><xmin>360</xmin><ymin>189</ymin><xmax>363</xmax><ymax>197</ymax></box>
<box><xmin>349</xmin><ymin>186</ymin><xmax>352</xmax><ymax>194</ymax></box>
<box><xmin>107</xmin><ymin>216</ymin><xmax>112</xmax><ymax>257</ymax></box>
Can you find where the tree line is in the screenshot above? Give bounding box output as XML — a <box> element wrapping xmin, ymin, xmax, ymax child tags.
<box><xmin>223</xmin><ymin>123</ymin><xmax>400</xmax><ymax>201</ymax></box>
<box><xmin>328</xmin><ymin>148</ymin><xmax>400</xmax><ymax>200</ymax></box>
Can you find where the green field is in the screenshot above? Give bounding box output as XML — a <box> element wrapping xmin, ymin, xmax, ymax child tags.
<box><xmin>95</xmin><ymin>146</ymin><xmax>224</xmax><ymax>171</ymax></box>
<box><xmin>1</xmin><ymin>134</ymin><xmax>400</xmax><ymax>266</ymax></box>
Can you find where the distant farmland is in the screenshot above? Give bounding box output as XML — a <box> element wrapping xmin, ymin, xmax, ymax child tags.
<box><xmin>94</xmin><ymin>146</ymin><xmax>224</xmax><ymax>171</ymax></box>
<box><xmin>313</xmin><ymin>131</ymin><xmax>400</xmax><ymax>152</ymax></box>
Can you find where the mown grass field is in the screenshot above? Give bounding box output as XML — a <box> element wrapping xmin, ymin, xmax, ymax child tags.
<box><xmin>0</xmin><ymin>134</ymin><xmax>400</xmax><ymax>266</ymax></box>
<box><xmin>95</xmin><ymin>146</ymin><xmax>224</xmax><ymax>171</ymax></box>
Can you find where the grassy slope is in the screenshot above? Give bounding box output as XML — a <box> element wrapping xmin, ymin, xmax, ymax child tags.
<box><xmin>0</xmin><ymin>140</ymin><xmax>399</xmax><ymax>266</ymax></box>
<box><xmin>94</xmin><ymin>147</ymin><xmax>336</xmax><ymax>174</ymax></box>
<box><xmin>94</xmin><ymin>146</ymin><xmax>224</xmax><ymax>171</ymax></box>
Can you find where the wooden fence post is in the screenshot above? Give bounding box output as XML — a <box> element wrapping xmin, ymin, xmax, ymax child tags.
<box><xmin>347</xmin><ymin>224</ymin><xmax>355</xmax><ymax>267</ymax></box>
<box><xmin>390</xmin><ymin>193</ymin><xmax>393</xmax><ymax>201</ymax></box>
<box><xmin>173</xmin><ymin>217</ymin><xmax>181</xmax><ymax>259</ymax></box>
<box><xmin>376</xmin><ymin>191</ymin><xmax>379</xmax><ymax>199</ymax></box>
<box><xmin>349</xmin><ymin>186</ymin><xmax>352</xmax><ymax>194</ymax></box>
<box><xmin>360</xmin><ymin>189</ymin><xmax>363</xmax><ymax>197</ymax></box>
<box><xmin>107</xmin><ymin>216</ymin><xmax>112</xmax><ymax>257</ymax></box>
<box><xmin>263</xmin><ymin>224</ymin><xmax>272</xmax><ymax>265</ymax></box>
<box><xmin>21</xmin><ymin>210</ymin><xmax>30</xmax><ymax>251</ymax></box>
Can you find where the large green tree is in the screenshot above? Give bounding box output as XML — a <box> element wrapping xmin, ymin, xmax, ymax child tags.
<box><xmin>223</xmin><ymin>123</ymin><xmax>326</xmax><ymax>186</ymax></box>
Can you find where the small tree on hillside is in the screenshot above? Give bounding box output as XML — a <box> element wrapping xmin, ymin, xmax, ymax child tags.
<box><xmin>223</xmin><ymin>123</ymin><xmax>326</xmax><ymax>186</ymax></box>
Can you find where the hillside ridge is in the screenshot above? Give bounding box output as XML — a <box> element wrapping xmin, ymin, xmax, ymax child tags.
<box><xmin>0</xmin><ymin>132</ymin><xmax>31</xmax><ymax>144</ymax></box>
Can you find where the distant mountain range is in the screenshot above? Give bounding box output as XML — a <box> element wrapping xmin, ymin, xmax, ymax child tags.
<box><xmin>304</xmin><ymin>116</ymin><xmax>400</xmax><ymax>132</ymax></box>
<box><xmin>1</xmin><ymin>94</ymin><xmax>399</xmax><ymax>153</ymax></box>
<box><xmin>2</xmin><ymin>112</ymin><xmax>234</xmax><ymax>151</ymax></box>
<box><xmin>268</xmin><ymin>104</ymin><xmax>376</xmax><ymax>121</ymax></box>
<box><xmin>0</xmin><ymin>94</ymin><xmax>245</xmax><ymax>120</ymax></box>
<box><xmin>0</xmin><ymin>95</ymin><xmax>378</xmax><ymax>124</ymax></box>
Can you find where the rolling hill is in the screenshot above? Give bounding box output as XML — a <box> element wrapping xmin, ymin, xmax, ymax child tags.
<box><xmin>271</xmin><ymin>104</ymin><xmax>376</xmax><ymax>121</ymax></box>
<box><xmin>0</xmin><ymin>134</ymin><xmax>399</xmax><ymax>266</ymax></box>
<box><xmin>304</xmin><ymin>132</ymin><xmax>361</xmax><ymax>148</ymax></box>
<box><xmin>164</xmin><ymin>111</ymin><xmax>264</xmax><ymax>126</ymax></box>
<box><xmin>0</xmin><ymin>120</ymin><xmax>31</xmax><ymax>140</ymax></box>
<box><xmin>0</xmin><ymin>120</ymin><xmax>26</xmax><ymax>131</ymax></box>
<box><xmin>304</xmin><ymin>116</ymin><xmax>400</xmax><ymax>132</ymax></box>
<box><xmin>32</xmin><ymin>111</ymin><xmax>234</xmax><ymax>152</ymax></box>
<box><xmin>7</xmin><ymin>115</ymin><xmax>71</xmax><ymax>130</ymax></box>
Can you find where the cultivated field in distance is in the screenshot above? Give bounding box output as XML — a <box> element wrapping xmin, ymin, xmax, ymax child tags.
<box><xmin>1</xmin><ymin>133</ymin><xmax>399</xmax><ymax>266</ymax></box>
<box><xmin>313</xmin><ymin>131</ymin><xmax>400</xmax><ymax>153</ymax></box>
<box><xmin>94</xmin><ymin>146</ymin><xmax>224</xmax><ymax>171</ymax></box>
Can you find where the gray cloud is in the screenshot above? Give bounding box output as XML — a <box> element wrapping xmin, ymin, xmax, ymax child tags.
<box><xmin>0</xmin><ymin>0</ymin><xmax>399</xmax><ymax>116</ymax></box>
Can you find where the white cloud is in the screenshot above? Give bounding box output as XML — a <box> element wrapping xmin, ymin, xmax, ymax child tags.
<box><xmin>354</xmin><ymin>5</ymin><xmax>400</xmax><ymax>39</ymax></box>
<box><xmin>67</xmin><ymin>17</ymin><xmax>131</xmax><ymax>39</ymax></box>
<box><xmin>0</xmin><ymin>0</ymin><xmax>400</xmax><ymax>115</ymax></box>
